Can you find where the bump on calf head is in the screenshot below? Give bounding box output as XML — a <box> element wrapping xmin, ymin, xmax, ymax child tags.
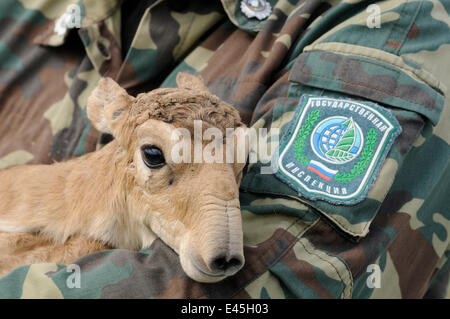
<box><xmin>86</xmin><ymin>73</ymin><xmax>244</xmax><ymax>148</ymax></box>
<box><xmin>131</xmin><ymin>73</ymin><xmax>244</xmax><ymax>135</ymax></box>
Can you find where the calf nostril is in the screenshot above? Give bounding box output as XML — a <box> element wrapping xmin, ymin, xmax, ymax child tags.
<box><xmin>228</xmin><ymin>258</ymin><xmax>242</xmax><ymax>268</ymax></box>
<box><xmin>211</xmin><ymin>256</ymin><xmax>243</xmax><ymax>272</ymax></box>
<box><xmin>212</xmin><ymin>257</ymin><xmax>228</xmax><ymax>271</ymax></box>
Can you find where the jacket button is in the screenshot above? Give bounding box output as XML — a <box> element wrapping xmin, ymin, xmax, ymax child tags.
<box><xmin>240</xmin><ymin>0</ymin><xmax>272</xmax><ymax>20</ymax></box>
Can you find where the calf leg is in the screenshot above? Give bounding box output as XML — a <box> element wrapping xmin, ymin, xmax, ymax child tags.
<box><xmin>0</xmin><ymin>232</ymin><xmax>110</xmax><ymax>278</ymax></box>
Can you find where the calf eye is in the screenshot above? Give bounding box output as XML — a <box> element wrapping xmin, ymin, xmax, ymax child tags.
<box><xmin>141</xmin><ymin>145</ymin><xmax>166</xmax><ymax>168</ymax></box>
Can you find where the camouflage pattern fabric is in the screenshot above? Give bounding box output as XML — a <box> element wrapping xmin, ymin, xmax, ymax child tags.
<box><xmin>0</xmin><ymin>0</ymin><xmax>449</xmax><ymax>299</ymax></box>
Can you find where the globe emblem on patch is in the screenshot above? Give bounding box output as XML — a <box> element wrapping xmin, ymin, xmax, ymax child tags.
<box><xmin>311</xmin><ymin>116</ymin><xmax>364</xmax><ymax>165</ymax></box>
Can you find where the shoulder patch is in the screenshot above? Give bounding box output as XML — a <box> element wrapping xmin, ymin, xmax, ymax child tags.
<box><xmin>275</xmin><ymin>95</ymin><xmax>402</xmax><ymax>205</ymax></box>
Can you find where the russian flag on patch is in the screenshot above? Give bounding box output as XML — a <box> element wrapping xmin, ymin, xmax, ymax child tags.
<box><xmin>307</xmin><ymin>160</ymin><xmax>338</xmax><ymax>181</ymax></box>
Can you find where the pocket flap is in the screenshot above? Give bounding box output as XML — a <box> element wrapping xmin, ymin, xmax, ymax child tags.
<box><xmin>288</xmin><ymin>48</ymin><xmax>444</xmax><ymax>125</ymax></box>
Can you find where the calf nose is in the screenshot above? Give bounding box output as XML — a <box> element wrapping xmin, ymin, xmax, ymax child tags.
<box><xmin>209</xmin><ymin>254</ymin><xmax>244</xmax><ymax>274</ymax></box>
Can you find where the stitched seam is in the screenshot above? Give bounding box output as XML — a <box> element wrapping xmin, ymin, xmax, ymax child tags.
<box><xmin>245</xmin><ymin>189</ymin><xmax>368</xmax><ymax>237</ymax></box>
<box><xmin>303</xmin><ymin>45</ymin><xmax>442</xmax><ymax>97</ymax></box>
<box><xmin>301</xmin><ymin>55</ymin><xmax>404</xmax><ymax>97</ymax></box>
<box><xmin>300</xmin><ymin>61</ymin><xmax>438</xmax><ymax>113</ymax></box>
<box><xmin>319</xmin><ymin>202</ymin><xmax>370</xmax><ymax>237</ymax></box>
<box><xmin>298</xmin><ymin>239</ymin><xmax>353</xmax><ymax>299</ymax></box>
<box><xmin>384</xmin><ymin>0</ymin><xmax>409</xmax><ymax>53</ymax></box>
<box><xmin>396</xmin><ymin>1</ymin><xmax>423</xmax><ymax>56</ymax></box>
<box><xmin>319</xmin><ymin>55</ymin><xmax>403</xmax><ymax>77</ymax></box>
<box><xmin>292</xmin><ymin>196</ymin><xmax>369</xmax><ymax>238</ymax></box>
<box><xmin>319</xmin><ymin>248</ymin><xmax>354</xmax><ymax>299</ymax></box>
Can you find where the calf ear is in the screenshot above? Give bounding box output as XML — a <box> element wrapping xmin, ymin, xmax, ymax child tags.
<box><xmin>176</xmin><ymin>72</ymin><xmax>209</xmax><ymax>92</ymax></box>
<box><xmin>87</xmin><ymin>77</ymin><xmax>133</xmax><ymax>136</ymax></box>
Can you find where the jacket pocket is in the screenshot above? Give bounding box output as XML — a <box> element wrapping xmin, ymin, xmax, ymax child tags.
<box><xmin>241</xmin><ymin>45</ymin><xmax>445</xmax><ymax>240</ymax></box>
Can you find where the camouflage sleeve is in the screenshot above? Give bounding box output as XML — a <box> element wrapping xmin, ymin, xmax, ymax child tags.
<box><xmin>0</xmin><ymin>0</ymin><xmax>449</xmax><ymax>299</ymax></box>
<box><xmin>232</xmin><ymin>0</ymin><xmax>450</xmax><ymax>299</ymax></box>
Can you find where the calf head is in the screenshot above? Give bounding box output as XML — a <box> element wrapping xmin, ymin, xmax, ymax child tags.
<box><xmin>87</xmin><ymin>73</ymin><xmax>247</xmax><ymax>282</ymax></box>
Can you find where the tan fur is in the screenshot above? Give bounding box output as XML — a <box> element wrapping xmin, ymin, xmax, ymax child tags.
<box><xmin>0</xmin><ymin>233</ymin><xmax>111</xmax><ymax>278</ymax></box>
<box><xmin>0</xmin><ymin>73</ymin><xmax>247</xmax><ymax>282</ymax></box>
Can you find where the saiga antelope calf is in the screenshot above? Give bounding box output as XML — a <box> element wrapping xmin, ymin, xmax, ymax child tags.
<box><xmin>0</xmin><ymin>73</ymin><xmax>247</xmax><ymax>283</ymax></box>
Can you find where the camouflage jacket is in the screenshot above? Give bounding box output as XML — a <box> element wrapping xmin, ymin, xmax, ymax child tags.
<box><xmin>0</xmin><ymin>0</ymin><xmax>449</xmax><ymax>299</ymax></box>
